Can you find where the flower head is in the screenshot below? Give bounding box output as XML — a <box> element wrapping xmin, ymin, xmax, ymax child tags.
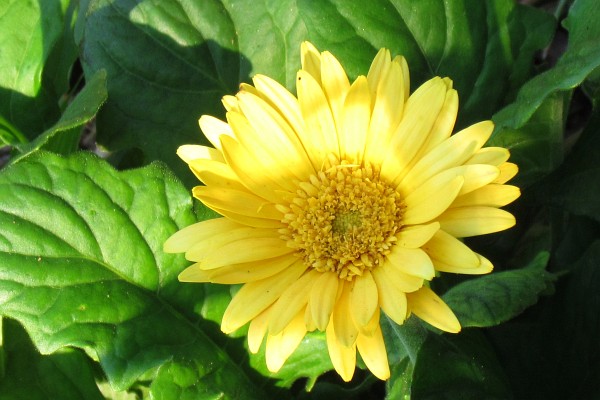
<box><xmin>165</xmin><ymin>42</ymin><xmax>520</xmax><ymax>381</ymax></box>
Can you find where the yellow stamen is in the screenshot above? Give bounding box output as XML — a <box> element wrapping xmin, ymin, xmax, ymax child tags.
<box><xmin>281</xmin><ymin>156</ymin><xmax>405</xmax><ymax>280</ymax></box>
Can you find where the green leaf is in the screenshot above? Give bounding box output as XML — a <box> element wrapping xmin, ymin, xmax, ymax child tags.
<box><xmin>223</xmin><ymin>0</ymin><xmax>308</xmax><ymax>90</ymax></box>
<box><xmin>0</xmin><ymin>0</ymin><xmax>73</xmax><ymax>138</ymax></box>
<box><xmin>77</xmin><ymin>0</ymin><xmax>306</xmax><ymax>186</ymax></box>
<box><xmin>11</xmin><ymin>69</ymin><xmax>108</xmax><ymax>162</ymax></box>
<box><xmin>0</xmin><ymin>151</ymin><xmax>263</xmax><ymax>399</ymax></box>
<box><xmin>381</xmin><ymin>315</ymin><xmax>428</xmax><ymax>365</ymax></box>
<box><xmin>411</xmin><ymin>330</ymin><xmax>511</xmax><ymax>399</ymax></box>
<box><xmin>540</xmin><ymin>240</ymin><xmax>600</xmax><ymax>398</ymax></box>
<box><xmin>385</xmin><ymin>357</ymin><xmax>412</xmax><ymax>400</ymax></box>
<box><xmin>297</xmin><ymin>0</ymin><xmax>554</xmax><ymax>127</ymax></box>
<box><xmin>0</xmin><ymin>318</ymin><xmax>104</xmax><ymax>400</ymax></box>
<box><xmin>493</xmin><ymin>0</ymin><xmax>600</xmax><ymax>131</ymax></box>
<box><xmin>489</xmin><ymin>240</ymin><xmax>600</xmax><ymax>399</ymax></box>
<box><xmin>380</xmin><ymin>313</ymin><xmax>429</xmax><ymax>398</ymax></box>
<box><xmin>0</xmin><ymin>114</ymin><xmax>26</xmax><ymax>146</ymax></box>
<box><xmin>443</xmin><ymin>251</ymin><xmax>554</xmax><ymax>328</ymax></box>
<box><xmin>536</xmin><ymin>105</ymin><xmax>600</xmax><ymax>221</ymax></box>
<box><xmin>488</xmin><ymin>91</ymin><xmax>567</xmax><ymax>187</ymax></box>
<box><xmin>249</xmin><ymin>331</ymin><xmax>332</xmax><ymax>390</ymax></box>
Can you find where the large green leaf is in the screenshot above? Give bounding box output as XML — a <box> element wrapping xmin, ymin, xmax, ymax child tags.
<box><xmin>493</xmin><ymin>0</ymin><xmax>600</xmax><ymax>131</ymax></box>
<box><xmin>0</xmin><ymin>152</ymin><xmax>262</xmax><ymax>399</ymax></box>
<box><xmin>0</xmin><ymin>318</ymin><xmax>104</xmax><ymax>400</ymax></box>
<box><xmin>443</xmin><ymin>251</ymin><xmax>554</xmax><ymax>328</ymax></box>
<box><xmin>0</xmin><ymin>0</ymin><xmax>74</xmax><ymax>138</ymax></box>
<box><xmin>76</xmin><ymin>0</ymin><xmax>306</xmax><ymax>186</ymax></box>
<box><xmin>297</xmin><ymin>0</ymin><xmax>555</xmax><ymax>127</ymax></box>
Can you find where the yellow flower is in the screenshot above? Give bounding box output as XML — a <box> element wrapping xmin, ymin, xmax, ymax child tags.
<box><xmin>165</xmin><ymin>42</ymin><xmax>520</xmax><ymax>382</ymax></box>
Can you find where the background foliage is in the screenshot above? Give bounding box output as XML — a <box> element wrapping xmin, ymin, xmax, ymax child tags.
<box><xmin>0</xmin><ymin>0</ymin><xmax>599</xmax><ymax>398</ymax></box>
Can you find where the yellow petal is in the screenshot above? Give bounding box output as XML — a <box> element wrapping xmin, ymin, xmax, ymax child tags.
<box><xmin>178</xmin><ymin>263</ymin><xmax>212</xmax><ymax>282</ymax></box>
<box><xmin>396</xmin><ymin>222</ymin><xmax>440</xmax><ymax>248</ymax></box>
<box><xmin>356</xmin><ymin>326</ymin><xmax>390</xmax><ymax>380</ymax></box>
<box><xmin>193</xmin><ymin>185</ymin><xmax>282</xmax><ymax>221</ymax></box>
<box><xmin>269</xmin><ymin>270</ymin><xmax>320</xmax><ymax>335</ymax></box>
<box><xmin>321</xmin><ymin>50</ymin><xmax>350</xmax><ymax>124</ymax></box>
<box><xmin>301</xmin><ymin>41</ymin><xmax>321</xmax><ymax>83</ymax></box>
<box><xmin>451</xmin><ymin>184</ymin><xmax>521</xmax><ymax>208</ymax></box>
<box><xmin>188</xmin><ymin>158</ymin><xmax>246</xmax><ymax>191</ymax></box>
<box><xmin>495</xmin><ymin>162</ymin><xmax>519</xmax><ymax>184</ymax></box>
<box><xmin>226</xmin><ymin>110</ymin><xmax>311</xmax><ymax>183</ymax></box>
<box><xmin>182</xmin><ymin>222</ymin><xmax>284</xmax><ymax>264</ymax></box>
<box><xmin>364</xmin><ymin>60</ymin><xmax>405</xmax><ymax>166</ymax></box>
<box><xmin>340</xmin><ymin>76</ymin><xmax>370</xmax><ymax>162</ymax></box>
<box><xmin>237</xmin><ymin>92</ymin><xmax>314</xmax><ymax>180</ymax></box>
<box><xmin>164</xmin><ymin>218</ymin><xmax>240</xmax><ymax>253</ymax></box>
<box><xmin>349</xmin><ymin>271</ymin><xmax>378</xmax><ymax>329</ymax></box>
<box><xmin>221</xmin><ymin>95</ymin><xmax>239</xmax><ymax>112</ymax></box>
<box><xmin>177</xmin><ymin>144</ymin><xmax>224</xmax><ymax>164</ymax></box>
<box><xmin>366</xmin><ymin>48</ymin><xmax>391</xmax><ymax>97</ymax></box>
<box><xmin>266</xmin><ymin>308</ymin><xmax>307</xmax><ymax>372</ymax></box>
<box><xmin>402</xmin><ymin>174</ymin><xmax>464</xmax><ymax>225</ymax></box>
<box><xmin>438</xmin><ymin>207</ymin><xmax>516</xmax><ymax>238</ymax></box>
<box><xmin>400</xmin><ymin>120</ymin><xmax>494</xmax><ymax>192</ymax></box>
<box><xmin>407</xmin><ymin>286</ymin><xmax>461</xmax><ymax>333</ymax></box>
<box><xmin>360</xmin><ymin>307</ymin><xmax>381</xmax><ymax>337</ymax></box>
<box><xmin>375</xmin><ymin>260</ymin><xmax>424</xmax><ymax>293</ymax></box>
<box><xmin>422</xmin><ymin>230</ymin><xmax>480</xmax><ymax>269</ymax></box>
<box><xmin>326</xmin><ymin>322</ymin><xmax>356</xmax><ymax>382</ymax></box>
<box><xmin>198</xmin><ymin>115</ymin><xmax>233</xmax><ymax>150</ymax></box>
<box><xmin>465</xmin><ymin>147</ymin><xmax>510</xmax><ymax>166</ymax></box>
<box><xmin>221</xmin><ymin>260</ymin><xmax>306</xmax><ymax>333</ymax></box>
<box><xmin>183</xmin><ymin>255</ymin><xmax>298</xmax><ymax>284</ymax></box>
<box><xmin>396</xmin><ymin>55</ymin><xmax>410</xmax><ymax>102</ymax></box>
<box><xmin>455</xmin><ymin>164</ymin><xmax>500</xmax><ymax>195</ymax></box>
<box><xmin>209</xmin><ymin>206</ymin><xmax>284</xmax><ymax>229</ymax></box>
<box><xmin>310</xmin><ymin>272</ymin><xmax>340</xmax><ymax>331</ymax></box>
<box><xmin>189</xmin><ymin>237</ymin><xmax>294</xmax><ymax>268</ymax></box>
<box><xmin>418</xmin><ymin>86</ymin><xmax>459</xmax><ymax>155</ymax></box>
<box><xmin>239</xmin><ymin>82</ymin><xmax>260</xmax><ymax>97</ymax></box>
<box><xmin>296</xmin><ymin>70</ymin><xmax>340</xmax><ymax>165</ymax></box>
<box><xmin>220</xmin><ymin>134</ymin><xmax>297</xmax><ymax>195</ymax></box>
<box><xmin>372</xmin><ymin>267</ymin><xmax>408</xmax><ymax>325</ymax></box>
<box><xmin>434</xmin><ymin>253</ymin><xmax>493</xmax><ymax>275</ymax></box>
<box><xmin>333</xmin><ymin>282</ymin><xmax>359</xmax><ymax>347</ymax></box>
<box><xmin>248</xmin><ymin>306</ymin><xmax>271</xmax><ymax>353</ymax></box>
<box><xmin>387</xmin><ymin>247</ymin><xmax>435</xmax><ymax>280</ymax></box>
<box><xmin>253</xmin><ymin>74</ymin><xmax>305</xmax><ymax>139</ymax></box>
<box><xmin>381</xmin><ymin>77</ymin><xmax>448</xmax><ymax>184</ymax></box>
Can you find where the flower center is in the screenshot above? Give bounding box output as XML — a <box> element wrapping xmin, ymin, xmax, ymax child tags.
<box><xmin>280</xmin><ymin>156</ymin><xmax>405</xmax><ymax>280</ymax></box>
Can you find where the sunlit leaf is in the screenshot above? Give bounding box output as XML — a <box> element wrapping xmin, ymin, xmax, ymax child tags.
<box><xmin>0</xmin><ymin>0</ymin><xmax>74</xmax><ymax>138</ymax></box>
<box><xmin>0</xmin><ymin>152</ymin><xmax>262</xmax><ymax>398</ymax></box>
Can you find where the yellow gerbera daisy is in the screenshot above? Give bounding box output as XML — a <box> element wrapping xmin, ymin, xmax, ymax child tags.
<box><xmin>165</xmin><ymin>41</ymin><xmax>520</xmax><ymax>382</ymax></box>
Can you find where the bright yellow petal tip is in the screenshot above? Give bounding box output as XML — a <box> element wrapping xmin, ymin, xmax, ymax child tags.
<box><xmin>166</xmin><ymin>41</ymin><xmax>519</xmax><ymax>382</ymax></box>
